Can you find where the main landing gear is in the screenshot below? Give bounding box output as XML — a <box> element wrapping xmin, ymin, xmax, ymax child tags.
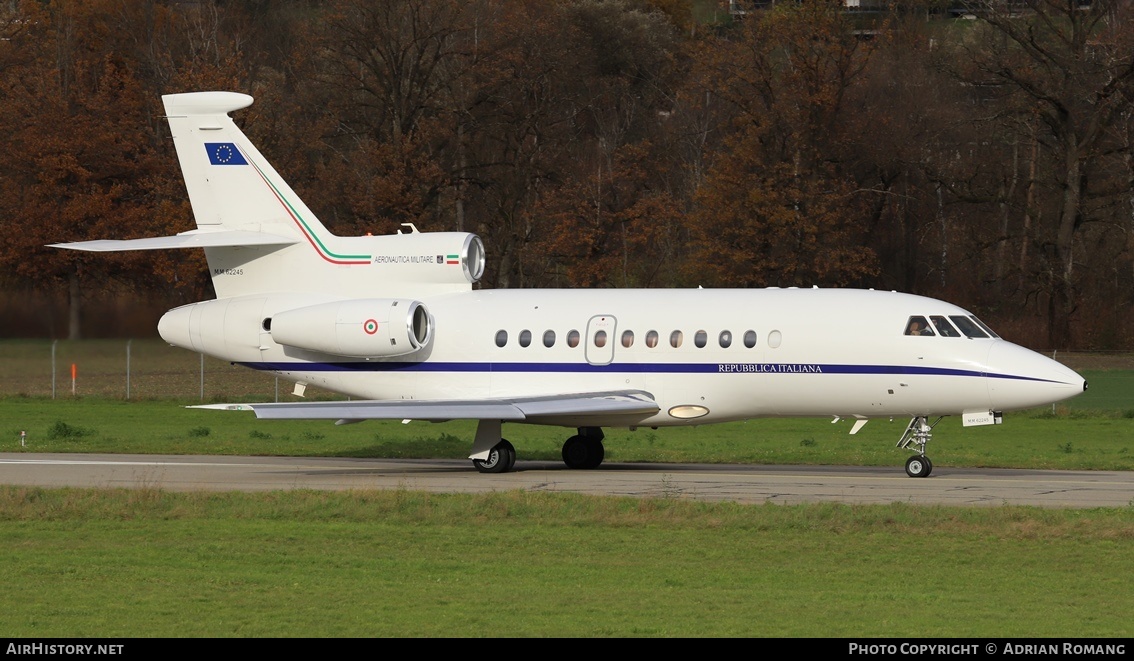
<box><xmin>469</xmin><ymin>421</ymin><xmax>607</xmax><ymax>473</ymax></box>
<box><xmin>898</xmin><ymin>416</ymin><xmax>941</xmax><ymax>478</ymax></box>
<box><xmin>470</xmin><ymin>419</ymin><xmax>517</xmax><ymax>474</ymax></box>
<box><xmin>473</xmin><ymin>439</ymin><xmax>516</xmax><ymax>474</ymax></box>
<box><xmin>562</xmin><ymin>427</ymin><xmax>605</xmax><ymax>470</ymax></box>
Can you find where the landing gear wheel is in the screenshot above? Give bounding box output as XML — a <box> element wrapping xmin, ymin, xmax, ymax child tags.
<box><xmin>562</xmin><ymin>436</ymin><xmax>587</xmax><ymax>469</ymax></box>
<box><xmin>583</xmin><ymin>438</ymin><xmax>604</xmax><ymax>469</ymax></box>
<box><xmin>503</xmin><ymin>439</ymin><xmax>517</xmax><ymax>472</ymax></box>
<box><xmin>905</xmin><ymin>455</ymin><xmax>932</xmax><ymax>478</ymax></box>
<box><xmin>562</xmin><ymin>435</ymin><xmax>605</xmax><ymax>469</ymax></box>
<box><xmin>897</xmin><ymin>416</ymin><xmax>939</xmax><ymax>478</ymax></box>
<box><xmin>473</xmin><ymin>439</ymin><xmax>516</xmax><ymax>474</ymax></box>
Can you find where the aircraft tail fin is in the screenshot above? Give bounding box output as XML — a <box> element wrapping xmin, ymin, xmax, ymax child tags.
<box><xmin>52</xmin><ymin>91</ymin><xmax>485</xmax><ymax>300</ymax></box>
<box><xmin>162</xmin><ymin>91</ymin><xmax>324</xmax><ymax>241</ymax></box>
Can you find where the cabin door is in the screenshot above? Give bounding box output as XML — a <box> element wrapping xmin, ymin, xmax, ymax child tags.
<box><xmin>584</xmin><ymin>315</ymin><xmax>617</xmax><ymax>366</ymax></box>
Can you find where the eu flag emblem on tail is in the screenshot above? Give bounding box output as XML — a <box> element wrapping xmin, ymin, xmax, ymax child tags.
<box><xmin>205</xmin><ymin>143</ymin><xmax>248</xmax><ymax>165</ymax></box>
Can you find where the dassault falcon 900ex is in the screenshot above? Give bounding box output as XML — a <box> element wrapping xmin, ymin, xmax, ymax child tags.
<box><xmin>52</xmin><ymin>91</ymin><xmax>1087</xmax><ymax>477</ymax></box>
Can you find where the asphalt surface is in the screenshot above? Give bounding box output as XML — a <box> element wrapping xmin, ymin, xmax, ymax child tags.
<box><xmin>1</xmin><ymin>453</ymin><xmax>1130</xmax><ymax>507</ymax></box>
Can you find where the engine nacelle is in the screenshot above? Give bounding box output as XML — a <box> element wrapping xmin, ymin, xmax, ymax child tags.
<box><xmin>269</xmin><ymin>299</ymin><xmax>432</xmax><ymax>358</ymax></box>
<box><xmin>364</xmin><ymin>231</ymin><xmax>485</xmax><ymax>286</ymax></box>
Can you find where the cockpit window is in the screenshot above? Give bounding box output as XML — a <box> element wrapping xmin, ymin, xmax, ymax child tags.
<box><xmin>905</xmin><ymin>316</ymin><xmax>935</xmax><ymax>336</ymax></box>
<box><xmin>970</xmin><ymin>316</ymin><xmax>1000</xmax><ymax>339</ymax></box>
<box><xmin>949</xmin><ymin>316</ymin><xmax>989</xmax><ymax>338</ymax></box>
<box><xmin>929</xmin><ymin>316</ymin><xmax>961</xmax><ymax>337</ymax></box>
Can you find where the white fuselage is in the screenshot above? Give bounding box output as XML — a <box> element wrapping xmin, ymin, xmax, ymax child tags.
<box><xmin>54</xmin><ymin>91</ymin><xmax>1089</xmax><ymax>473</ymax></box>
<box><xmin>159</xmin><ymin>287</ymin><xmax>1085</xmax><ymax>428</ymax></box>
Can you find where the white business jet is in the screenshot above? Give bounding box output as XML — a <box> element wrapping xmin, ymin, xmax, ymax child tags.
<box><xmin>52</xmin><ymin>92</ymin><xmax>1087</xmax><ymax>477</ymax></box>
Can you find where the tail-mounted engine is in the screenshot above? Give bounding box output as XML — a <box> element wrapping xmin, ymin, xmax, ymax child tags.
<box><xmin>365</xmin><ymin>231</ymin><xmax>485</xmax><ymax>287</ymax></box>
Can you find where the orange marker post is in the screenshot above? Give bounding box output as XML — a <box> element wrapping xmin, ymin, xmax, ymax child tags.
<box><xmin>71</xmin><ymin>363</ymin><xmax>77</xmax><ymax>396</ymax></box>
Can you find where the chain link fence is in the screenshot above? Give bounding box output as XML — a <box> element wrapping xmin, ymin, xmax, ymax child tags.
<box><xmin>0</xmin><ymin>339</ymin><xmax>340</xmax><ymax>401</ymax></box>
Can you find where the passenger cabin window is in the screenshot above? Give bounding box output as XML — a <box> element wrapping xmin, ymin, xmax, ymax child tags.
<box><xmin>621</xmin><ymin>330</ymin><xmax>634</xmax><ymax>348</ymax></box>
<box><xmin>519</xmin><ymin>330</ymin><xmax>532</xmax><ymax>347</ymax></box>
<box><xmin>905</xmin><ymin>316</ymin><xmax>934</xmax><ymax>336</ymax></box>
<box><xmin>645</xmin><ymin>330</ymin><xmax>659</xmax><ymax>348</ymax></box>
<box><xmin>694</xmin><ymin>330</ymin><xmax>707</xmax><ymax>348</ymax></box>
<box><xmin>949</xmin><ymin>316</ymin><xmax>989</xmax><ymax>338</ymax></box>
<box><xmin>567</xmin><ymin>330</ymin><xmax>580</xmax><ymax>348</ymax></box>
<box><xmin>543</xmin><ymin>330</ymin><xmax>556</xmax><ymax>348</ymax></box>
<box><xmin>719</xmin><ymin>331</ymin><xmax>732</xmax><ymax>348</ymax></box>
<box><xmin>670</xmin><ymin>330</ymin><xmax>683</xmax><ymax>348</ymax></box>
<box><xmin>743</xmin><ymin>330</ymin><xmax>757</xmax><ymax>348</ymax></box>
<box><xmin>594</xmin><ymin>330</ymin><xmax>608</xmax><ymax>348</ymax></box>
<box><xmin>495</xmin><ymin>330</ymin><xmax>508</xmax><ymax>347</ymax></box>
<box><xmin>929</xmin><ymin>316</ymin><xmax>961</xmax><ymax>337</ymax></box>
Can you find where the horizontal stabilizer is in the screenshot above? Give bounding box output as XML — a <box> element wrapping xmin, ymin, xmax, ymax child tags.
<box><xmin>48</xmin><ymin>230</ymin><xmax>298</xmax><ymax>252</ymax></box>
<box><xmin>190</xmin><ymin>390</ymin><xmax>659</xmax><ymax>423</ymax></box>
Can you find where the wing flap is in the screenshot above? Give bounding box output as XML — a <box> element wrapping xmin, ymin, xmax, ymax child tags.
<box><xmin>49</xmin><ymin>229</ymin><xmax>298</xmax><ymax>252</ymax></box>
<box><xmin>513</xmin><ymin>391</ymin><xmax>659</xmax><ymax>418</ymax></box>
<box><xmin>190</xmin><ymin>390</ymin><xmax>658</xmax><ymax>422</ymax></box>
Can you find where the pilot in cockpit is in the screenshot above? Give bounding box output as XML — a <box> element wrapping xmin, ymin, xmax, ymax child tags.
<box><xmin>905</xmin><ymin>317</ymin><xmax>934</xmax><ymax>336</ymax></box>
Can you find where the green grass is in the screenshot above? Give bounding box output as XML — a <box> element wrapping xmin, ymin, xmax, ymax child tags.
<box><xmin>1</xmin><ymin>487</ymin><xmax>1132</xmax><ymax>637</ymax></box>
<box><xmin>2</xmin><ymin>344</ymin><xmax>1132</xmax><ymax>638</ymax></box>
<box><xmin>3</xmin><ymin>396</ymin><xmax>1133</xmax><ymax>471</ymax></box>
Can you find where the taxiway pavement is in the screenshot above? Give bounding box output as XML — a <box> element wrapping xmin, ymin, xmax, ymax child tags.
<box><xmin>1</xmin><ymin>453</ymin><xmax>1130</xmax><ymax>507</ymax></box>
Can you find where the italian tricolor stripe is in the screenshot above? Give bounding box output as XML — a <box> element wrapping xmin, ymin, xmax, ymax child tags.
<box><xmin>243</xmin><ymin>146</ymin><xmax>371</xmax><ymax>265</ymax></box>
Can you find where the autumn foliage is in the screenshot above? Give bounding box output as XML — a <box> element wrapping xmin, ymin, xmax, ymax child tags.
<box><xmin>1</xmin><ymin>0</ymin><xmax>1132</xmax><ymax>349</ymax></box>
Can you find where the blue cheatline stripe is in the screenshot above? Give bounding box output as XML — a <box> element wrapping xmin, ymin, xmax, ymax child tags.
<box><xmin>235</xmin><ymin>361</ymin><xmax>1069</xmax><ymax>384</ymax></box>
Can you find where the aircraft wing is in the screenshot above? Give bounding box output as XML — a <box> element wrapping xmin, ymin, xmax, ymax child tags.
<box><xmin>48</xmin><ymin>229</ymin><xmax>299</xmax><ymax>252</ymax></box>
<box><xmin>192</xmin><ymin>390</ymin><xmax>659</xmax><ymax>423</ymax></box>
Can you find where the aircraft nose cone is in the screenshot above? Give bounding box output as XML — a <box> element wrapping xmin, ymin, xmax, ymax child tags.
<box><xmin>985</xmin><ymin>342</ymin><xmax>1086</xmax><ymax>410</ymax></box>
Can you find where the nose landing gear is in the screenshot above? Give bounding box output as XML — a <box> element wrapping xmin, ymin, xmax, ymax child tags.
<box><xmin>898</xmin><ymin>416</ymin><xmax>941</xmax><ymax>478</ymax></box>
<box><xmin>904</xmin><ymin>454</ymin><xmax>933</xmax><ymax>478</ymax></box>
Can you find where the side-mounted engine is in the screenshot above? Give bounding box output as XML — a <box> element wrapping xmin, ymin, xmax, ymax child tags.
<box><xmin>158</xmin><ymin>295</ymin><xmax>434</xmax><ymax>362</ymax></box>
<box><xmin>268</xmin><ymin>299</ymin><xmax>431</xmax><ymax>358</ymax></box>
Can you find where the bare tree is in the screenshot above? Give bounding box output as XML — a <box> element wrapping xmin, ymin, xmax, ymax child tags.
<box><xmin>959</xmin><ymin>0</ymin><xmax>1134</xmax><ymax>346</ymax></box>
